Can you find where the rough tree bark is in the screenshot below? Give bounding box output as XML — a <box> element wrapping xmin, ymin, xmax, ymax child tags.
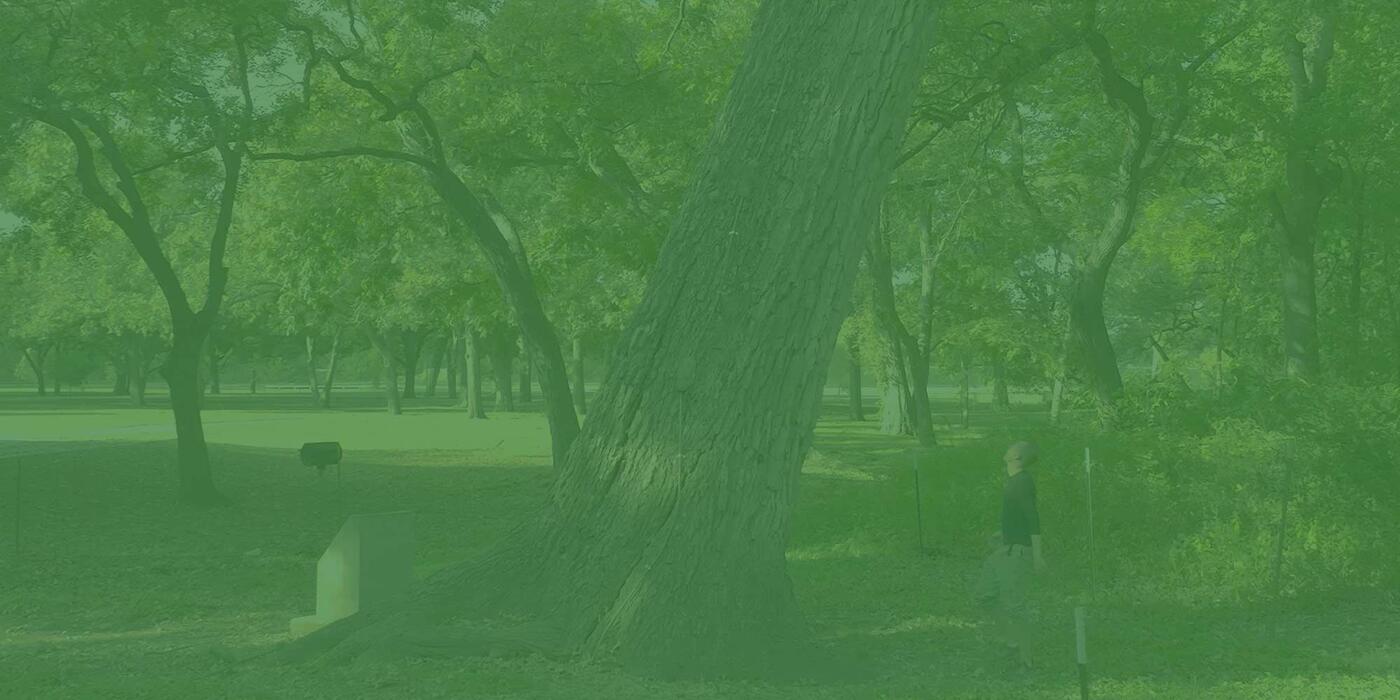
<box><xmin>283</xmin><ymin>0</ymin><xmax>935</xmax><ymax>677</ymax></box>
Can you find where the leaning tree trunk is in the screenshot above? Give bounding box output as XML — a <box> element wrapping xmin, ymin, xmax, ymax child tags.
<box><xmin>163</xmin><ymin>326</ymin><xmax>222</xmax><ymax>504</ymax></box>
<box><xmin>289</xmin><ymin>0</ymin><xmax>935</xmax><ymax>677</ymax></box>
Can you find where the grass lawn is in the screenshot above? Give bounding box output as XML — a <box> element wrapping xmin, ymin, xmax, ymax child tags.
<box><xmin>1</xmin><ymin>391</ymin><xmax>1396</xmax><ymax>698</ymax></box>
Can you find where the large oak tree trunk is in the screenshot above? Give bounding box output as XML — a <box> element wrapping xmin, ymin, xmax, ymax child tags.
<box><xmin>518</xmin><ymin>2</ymin><xmax>933</xmax><ymax>674</ymax></box>
<box><xmin>290</xmin><ymin>0</ymin><xmax>935</xmax><ymax>677</ymax></box>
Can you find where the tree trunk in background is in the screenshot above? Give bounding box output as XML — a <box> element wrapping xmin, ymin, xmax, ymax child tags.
<box><xmin>321</xmin><ymin>331</ymin><xmax>340</xmax><ymax>409</ymax></box>
<box><xmin>879</xmin><ymin>374</ymin><xmax>910</xmax><ymax>435</ymax></box>
<box><xmin>519</xmin><ymin>336</ymin><xmax>534</xmax><ymax>404</ymax></box>
<box><xmin>1069</xmin><ymin>25</ymin><xmax>1189</xmax><ymax>424</ymax></box>
<box><xmin>571</xmin><ymin>336</ymin><xmax>586</xmax><ymax>416</ymax></box>
<box><xmin>52</xmin><ymin>342</ymin><xmax>62</xmax><ymax>395</ymax></box>
<box><xmin>112</xmin><ymin>355</ymin><xmax>130</xmax><ymax>395</ymax></box>
<box><xmin>1270</xmin><ymin>14</ymin><xmax>1335</xmax><ymax>381</ymax></box>
<box><xmin>1347</xmin><ymin>171</ymin><xmax>1365</xmax><ymax>378</ymax></box>
<box><xmin>206</xmin><ymin>339</ymin><xmax>221</xmax><ymax>395</ymax></box>
<box><xmin>399</xmin><ymin>329</ymin><xmax>422</xmax><ymax>400</ymax></box>
<box><xmin>21</xmin><ymin>346</ymin><xmax>48</xmax><ymax>396</ymax></box>
<box><xmin>490</xmin><ymin>334</ymin><xmax>516</xmax><ymax>411</ymax></box>
<box><xmin>163</xmin><ymin>327</ymin><xmax>222</xmax><ymax>505</ymax></box>
<box><xmin>991</xmin><ymin>353</ymin><xmax>1011</xmax><ymax>412</ymax></box>
<box><xmin>249</xmin><ymin>368</ymin><xmax>258</xmax><ymax>394</ymax></box>
<box><xmin>425</xmin><ymin>335</ymin><xmax>445</xmax><ymax>398</ymax></box>
<box><xmin>446</xmin><ymin>333</ymin><xmax>460</xmax><ymax>401</ymax></box>
<box><xmin>866</xmin><ymin>220</ymin><xmax>934</xmax><ymax>444</ymax></box>
<box><xmin>305</xmin><ymin>334</ymin><xmax>322</xmax><ymax>406</ymax></box>
<box><xmin>960</xmin><ymin>359</ymin><xmax>971</xmax><ymax>428</ymax></box>
<box><xmin>290</xmin><ymin>3</ymin><xmax>934</xmax><ymax>674</ymax></box>
<box><xmin>432</xmin><ymin>183</ymin><xmax>579</xmax><ymax>469</ymax></box>
<box><xmin>368</xmin><ymin>331</ymin><xmax>402</xmax><ymax>415</ymax></box>
<box><xmin>127</xmin><ymin>336</ymin><xmax>148</xmax><ymax>407</ymax></box>
<box><xmin>464</xmin><ymin>327</ymin><xmax>487</xmax><ymax>419</ymax></box>
<box><xmin>847</xmin><ymin>348</ymin><xmax>865</xmax><ymax>422</ymax></box>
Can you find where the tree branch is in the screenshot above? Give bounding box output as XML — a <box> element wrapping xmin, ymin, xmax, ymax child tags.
<box><xmin>248</xmin><ymin>147</ymin><xmax>436</xmax><ymax>169</ymax></box>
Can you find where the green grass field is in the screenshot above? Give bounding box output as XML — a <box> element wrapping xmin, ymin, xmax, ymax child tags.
<box><xmin>1</xmin><ymin>391</ymin><xmax>1396</xmax><ymax>699</ymax></box>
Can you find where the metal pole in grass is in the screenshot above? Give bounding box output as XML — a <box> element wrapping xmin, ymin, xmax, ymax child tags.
<box><xmin>1085</xmin><ymin>446</ymin><xmax>1096</xmax><ymax>601</ymax></box>
<box><xmin>912</xmin><ymin>450</ymin><xmax>926</xmax><ymax>554</ymax></box>
<box><xmin>13</xmin><ymin>457</ymin><xmax>21</xmax><ymax>562</ymax></box>
<box><xmin>1075</xmin><ymin>605</ymin><xmax>1090</xmax><ymax>699</ymax></box>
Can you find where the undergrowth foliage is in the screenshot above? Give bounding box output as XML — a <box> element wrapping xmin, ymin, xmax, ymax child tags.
<box><xmin>1026</xmin><ymin>380</ymin><xmax>1400</xmax><ymax>605</ymax></box>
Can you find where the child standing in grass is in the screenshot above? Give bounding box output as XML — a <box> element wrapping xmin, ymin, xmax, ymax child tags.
<box><xmin>973</xmin><ymin>440</ymin><xmax>1046</xmax><ymax>670</ymax></box>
